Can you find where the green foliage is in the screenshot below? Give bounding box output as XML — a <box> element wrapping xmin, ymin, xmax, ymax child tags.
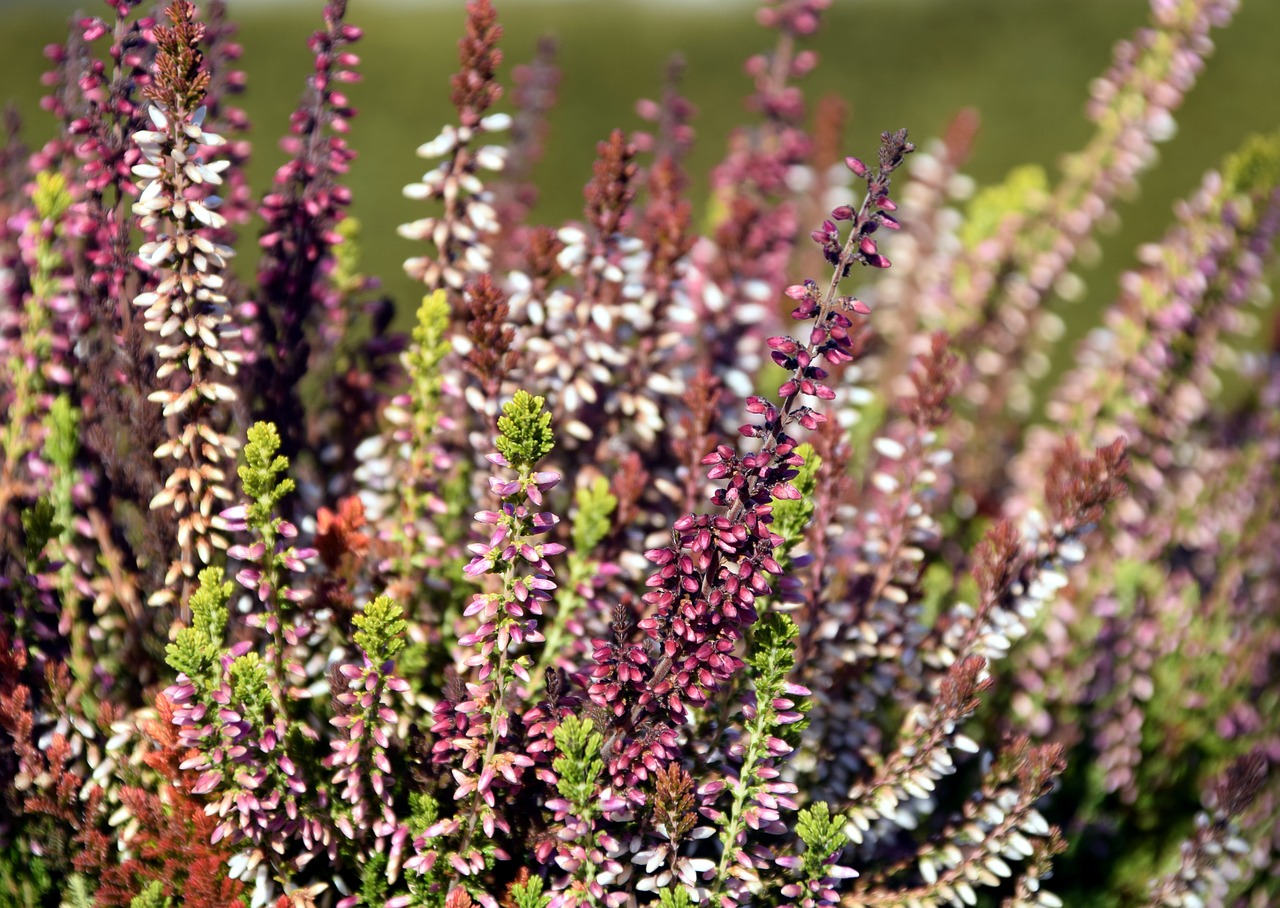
<box><xmin>552</xmin><ymin>716</ymin><xmax>605</xmax><ymax>808</ymax></box>
<box><xmin>714</xmin><ymin>613</ymin><xmax>813</xmax><ymax>895</ymax></box>
<box><xmin>331</xmin><ymin>216</ymin><xmax>368</xmax><ymax>297</ymax></box>
<box><xmin>42</xmin><ymin>396</ymin><xmax>79</xmax><ymax>600</ymax></box>
<box><xmin>407</xmin><ymin>791</ymin><xmax>440</xmax><ymax>837</ymax></box>
<box><xmin>42</xmin><ymin>396</ymin><xmax>78</xmax><ymax>477</ymax></box>
<box><xmin>128</xmin><ymin>880</ymin><xmax>172</xmax><ymax>908</ymax></box>
<box><xmin>62</xmin><ymin>874</ymin><xmax>95</xmax><ymax>908</ymax></box>
<box><xmin>31</xmin><ymin>170</ymin><xmax>72</xmax><ymax>221</ymax></box>
<box><xmin>229</xmin><ymin>653</ymin><xmax>272</xmax><ymax>722</ymax></box>
<box><xmin>494</xmin><ymin>390</ymin><xmax>555</xmax><ymax>468</ymax></box>
<box><xmin>795</xmin><ymin>802</ymin><xmax>848</xmax><ymax>880</ymax></box>
<box><xmin>0</xmin><ymin>846</ymin><xmax>52</xmax><ymax>907</ymax></box>
<box><xmin>508</xmin><ymin>875</ymin><xmax>551</xmax><ymax>908</ymax></box>
<box><xmin>406</xmin><ymin>290</ymin><xmax>452</xmax><ymax>438</ymax></box>
<box><xmin>359</xmin><ymin>851</ymin><xmax>390</xmax><ymax>908</ymax></box>
<box><xmin>21</xmin><ymin>498</ymin><xmax>60</xmax><ymax>567</ymax></box>
<box><xmin>571</xmin><ymin>477</ymin><xmax>617</xmax><ymax>556</ymax></box>
<box><xmin>771</xmin><ymin>443</ymin><xmax>820</xmax><ymax>553</ymax></box>
<box><xmin>239</xmin><ymin>422</ymin><xmax>295</xmax><ymax>526</ymax></box>
<box><xmin>747</xmin><ymin>613</ymin><xmax>811</xmax><ymax>747</ymax></box>
<box><xmin>354</xmin><ymin>595</ymin><xmax>407</xmax><ymax>664</ymax></box>
<box><xmin>1223</xmin><ymin>130</ymin><xmax>1280</xmax><ymax>230</ymax></box>
<box><xmin>748</xmin><ymin>612</ymin><xmax>800</xmax><ymax>689</ymax></box>
<box><xmin>165</xmin><ymin>567</ymin><xmax>232</xmax><ymax>687</ymax></box>
<box><xmin>1223</xmin><ymin>130</ymin><xmax>1280</xmax><ymax>198</ymax></box>
<box><xmin>959</xmin><ymin>163</ymin><xmax>1050</xmax><ymax>249</ymax></box>
<box><xmin>656</xmin><ymin>886</ymin><xmax>693</xmax><ymax>908</ymax></box>
<box><xmin>403</xmin><ymin>794</ymin><xmax>450</xmax><ymax>908</ymax></box>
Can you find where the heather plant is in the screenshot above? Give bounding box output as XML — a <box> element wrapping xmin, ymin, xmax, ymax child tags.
<box><xmin>0</xmin><ymin>1</ymin><xmax>1278</xmax><ymax>907</ymax></box>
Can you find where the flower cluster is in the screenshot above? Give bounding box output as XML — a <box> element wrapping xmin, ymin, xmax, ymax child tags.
<box><xmin>1</xmin><ymin>1</ymin><xmax>1278</xmax><ymax>907</ymax></box>
<box><xmin>129</xmin><ymin>1</ymin><xmax>240</xmax><ymax>606</ymax></box>
<box><xmin>400</xmin><ymin>0</ymin><xmax>508</xmax><ymax>296</ymax></box>
<box><xmin>251</xmin><ymin>0</ymin><xmax>362</xmax><ymax>469</ymax></box>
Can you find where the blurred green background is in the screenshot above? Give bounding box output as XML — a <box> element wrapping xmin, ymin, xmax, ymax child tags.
<box><xmin>2</xmin><ymin>0</ymin><xmax>1279</xmax><ymax>336</ymax></box>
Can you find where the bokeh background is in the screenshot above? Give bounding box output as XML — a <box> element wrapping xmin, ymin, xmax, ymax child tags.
<box><xmin>2</xmin><ymin>0</ymin><xmax>1279</xmax><ymax>342</ymax></box>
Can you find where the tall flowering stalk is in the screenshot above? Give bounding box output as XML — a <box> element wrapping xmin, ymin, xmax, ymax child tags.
<box><xmin>166</xmin><ymin>424</ymin><xmax>326</xmax><ymax>899</ymax></box>
<box><xmin>326</xmin><ymin>595</ymin><xmax>412</xmax><ymax>891</ymax></box>
<box><xmin>589</xmin><ymin>130</ymin><xmax>915</xmax><ymax>785</ymax></box>
<box><xmin>0</xmin><ymin>172</ymin><xmax>75</xmax><ymax>516</ymax></box>
<box><xmin>164</xmin><ymin>568</ymin><xmax>332</xmax><ymax>894</ymax></box>
<box><xmin>691</xmin><ymin>0</ymin><xmax>829</xmax><ymax>401</ymax></box>
<box><xmin>251</xmin><ymin>0</ymin><xmax>362</xmax><ymax>468</ymax></box>
<box><xmin>400</xmin><ymin>0</ymin><xmax>508</xmax><ymax>299</ymax></box>
<box><xmin>130</xmin><ymin>0</ymin><xmax>239</xmax><ymax>606</ymax></box>
<box><xmin>710</xmin><ymin>614</ymin><xmax>814</xmax><ymax>907</ymax></box>
<box><xmin>222</xmin><ymin>422</ymin><xmax>317</xmax><ymax>711</ymax></box>
<box><xmin>409</xmin><ymin>391</ymin><xmax>563</xmax><ymax>892</ymax></box>
<box><xmin>950</xmin><ymin>0</ymin><xmax>1239</xmax><ymax>430</ymax></box>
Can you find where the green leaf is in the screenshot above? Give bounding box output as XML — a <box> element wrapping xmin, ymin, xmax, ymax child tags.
<box><xmin>508</xmin><ymin>875</ymin><xmax>551</xmax><ymax>908</ymax></box>
<box><xmin>229</xmin><ymin>653</ymin><xmax>272</xmax><ymax>721</ymax></box>
<box><xmin>62</xmin><ymin>874</ymin><xmax>96</xmax><ymax>908</ymax></box>
<box><xmin>129</xmin><ymin>880</ymin><xmax>172</xmax><ymax>908</ymax></box>
<box><xmin>552</xmin><ymin>715</ymin><xmax>605</xmax><ymax>809</ymax></box>
<box><xmin>495</xmin><ymin>390</ymin><xmax>555</xmax><ymax>468</ymax></box>
<box><xmin>166</xmin><ymin>567</ymin><xmax>232</xmax><ymax>685</ymax></box>
<box><xmin>747</xmin><ymin>611</ymin><xmax>799</xmax><ymax>682</ymax></box>
<box><xmin>331</xmin><ymin>216</ymin><xmax>367</xmax><ymax>296</ymax></box>
<box><xmin>20</xmin><ymin>498</ymin><xmax>61</xmax><ymax>566</ymax></box>
<box><xmin>32</xmin><ymin>170</ymin><xmax>72</xmax><ymax>221</ymax></box>
<box><xmin>656</xmin><ymin>886</ymin><xmax>693</xmax><ymax>908</ymax></box>
<box><xmin>43</xmin><ymin>395</ymin><xmax>79</xmax><ymax>474</ymax></box>
<box><xmin>407</xmin><ymin>791</ymin><xmax>440</xmax><ymax>836</ymax></box>
<box><xmin>406</xmin><ymin>290</ymin><xmax>453</xmax><ymax>439</ymax></box>
<box><xmin>359</xmin><ymin>851</ymin><xmax>390</xmax><ymax>907</ymax></box>
<box><xmin>747</xmin><ymin>612</ymin><xmax>810</xmax><ymax>746</ymax></box>
<box><xmin>354</xmin><ymin>595</ymin><xmax>407</xmax><ymax>664</ymax></box>
<box><xmin>796</xmin><ymin>802</ymin><xmax>848</xmax><ymax>879</ymax></box>
<box><xmin>960</xmin><ymin>164</ymin><xmax>1049</xmax><ymax>249</ymax></box>
<box><xmin>0</xmin><ymin>846</ymin><xmax>52</xmax><ymax>907</ymax></box>
<box><xmin>240</xmin><ymin>421</ymin><xmax>295</xmax><ymax>525</ymax></box>
<box><xmin>1223</xmin><ymin>129</ymin><xmax>1280</xmax><ymax>199</ymax></box>
<box><xmin>572</xmin><ymin>477</ymin><xmax>617</xmax><ymax>556</ymax></box>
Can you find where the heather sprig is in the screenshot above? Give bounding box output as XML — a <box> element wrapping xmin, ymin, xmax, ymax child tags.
<box><xmin>130</xmin><ymin>0</ymin><xmax>240</xmax><ymax>607</ymax></box>
<box><xmin>400</xmin><ymin>0</ymin><xmax>508</xmax><ymax>297</ymax></box>
<box><xmin>532</xmin><ymin>477</ymin><xmax>619</xmax><ymax>690</ymax></box>
<box><xmin>366</xmin><ymin>289</ymin><xmax>453</xmax><ymax>579</ymax></box>
<box><xmin>413</xmin><ymin>391</ymin><xmax>563</xmax><ymax>888</ymax></box>
<box><xmin>951</xmin><ymin>0</ymin><xmax>1240</xmax><ymax>430</ymax></box>
<box><xmin>1142</xmin><ymin>751</ymin><xmax>1269</xmax><ymax>908</ymax></box>
<box><xmin>41</xmin><ymin>396</ymin><xmax>80</xmax><ymax>606</ymax></box>
<box><xmin>491</xmin><ymin>36</ymin><xmax>559</xmax><ymax>265</ymax></box>
<box><xmin>710</xmin><ymin>613</ymin><xmax>811</xmax><ymax>907</ymax></box>
<box><xmin>858</xmin><ymin>738</ymin><xmax>1066</xmax><ymax>908</ymax></box>
<box><xmin>326</xmin><ymin>595</ymin><xmax>410</xmax><ymax>869</ymax></box>
<box><xmin>780</xmin><ymin>803</ymin><xmax>855</xmax><ymax>908</ymax></box>
<box><xmin>222</xmin><ymin>421</ymin><xmax>316</xmax><ymax>712</ymax></box>
<box><xmin>164</xmin><ymin>565</ymin><xmax>231</xmax><ymax>694</ymax></box>
<box><xmin>587</xmin><ymin>131</ymin><xmax>912</xmax><ymax>800</ymax></box>
<box><xmin>163</xmin><ymin>564</ymin><xmax>331</xmax><ymax>884</ymax></box>
<box><xmin>0</xmin><ymin>171</ymin><xmax>74</xmax><ymax>516</ymax></box>
<box><xmin>544</xmin><ymin>715</ymin><xmax>608</xmax><ymax>907</ymax></box>
<box><xmin>252</xmin><ymin>0</ymin><xmax>362</xmax><ymax>468</ymax></box>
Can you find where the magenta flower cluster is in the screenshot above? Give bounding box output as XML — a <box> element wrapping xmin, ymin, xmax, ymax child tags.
<box><xmin>0</xmin><ymin>2</ymin><xmax>1277</xmax><ymax>908</ymax></box>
